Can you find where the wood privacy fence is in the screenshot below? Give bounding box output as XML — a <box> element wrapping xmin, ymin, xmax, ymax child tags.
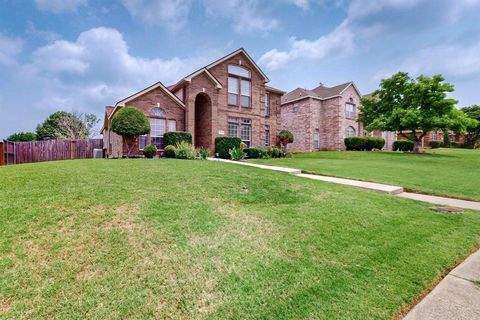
<box><xmin>0</xmin><ymin>139</ymin><xmax>103</xmax><ymax>166</ymax></box>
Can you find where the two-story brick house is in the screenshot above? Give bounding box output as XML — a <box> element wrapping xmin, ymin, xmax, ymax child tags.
<box><xmin>281</xmin><ymin>82</ymin><xmax>396</xmax><ymax>151</ymax></box>
<box><xmin>102</xmin><ymin>48</ymin><xmax>284</xmax><ymax>157</ymax></box>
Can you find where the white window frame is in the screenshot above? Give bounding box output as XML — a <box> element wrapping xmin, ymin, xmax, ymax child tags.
<box><xmin>346</xmin><ymin>103</ymin><xmax>355</xmax><ymax>119</ymax></box>
<box><xmin>168</xmin><ymin>119</ymin><xmax>176</xmax><ymax>132</ymax></box>
<box><xmin>265</xmin><ymin>125</ymin><xmax>270</xmax><ymax>146</ymax></box>
<box><xmin>346</xmin><ymin>126</ymin><xmax>356</xmax><ymax>137</ymax></box>
<box><xmin>313</xmin><ymin>129</ymin><xmax>320</xmax><ymax>149</ymax></box>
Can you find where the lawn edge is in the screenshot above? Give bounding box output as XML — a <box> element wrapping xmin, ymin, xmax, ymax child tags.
<box><xmin>392</xmin><ymin>244</ymin><xmax>480</xmax><ymax>320</ymax></box>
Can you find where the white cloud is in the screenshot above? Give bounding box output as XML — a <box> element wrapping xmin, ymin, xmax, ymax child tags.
<box><xmin>203</xmin><ymin>0</ymin><xmax>278</xmax><ymax>33</ymax></box>
<box><xmin>376</xmin><ymin>40</ymin><xmax>480</xmax><ymax>80</ymax></box>
<box><xmin>26</xmin><ymin>27</ymin><xmax>207</xmax><ymax>115</ymax></box>
<box><xmin>35</xmin><ymin>0</ymin><xmax>87</xmax><ymax>13</ymax></box>
<box><xmin>346</xmin><ymin>0</ymin><xmax>420</xmax><ymax>21</ymax></box>
<box><xmin>0</xmin><ymin>33</ymin><xmax>23</xmax><ymax>65</ymax></box>
<box><xmin>259</xmin><ymin>21</ymin><xmax>354</xmax><ymax>70</ymax></box>
<box><xmin>121</xmin><ymin>0</ymin><xmax>192</xmax><ymax>31</ymax></box>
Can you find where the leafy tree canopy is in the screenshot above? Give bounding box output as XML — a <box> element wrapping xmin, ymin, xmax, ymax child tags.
<box><xmin>360</xmin><ymin>72</ymin><xmax>465</xmax><ymax>145</ymax></box>
<box><xmin>36</xmin><ymin>111</ymin><xmax>88</xmax><ymax>140</ymax></box>
<box><xmin>278</xmin><ymin>129</ymin><xmax>294</xmax><ymax>145</ymax></box>
<box><xmin>7</xmin><ymin>132</ymin><xmax>37</xmax><ymax>142</ymax></box>
<box><xmin>460</xmin><ymin>105</ymin><xmax>480</xmax><ymax>148</ymax></box>
<box><xmin>111</xmin><ymin>107</ymin><xmax>150</xmax><ymax>137</ymax></box>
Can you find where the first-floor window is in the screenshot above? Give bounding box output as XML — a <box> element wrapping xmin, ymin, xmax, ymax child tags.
<box><xmin>265</xmin><ymin>125</ymin><xmax>270</xmax><ymax>146</ymax></box>
<box><xmin>313</xmin><ymin>129</ymin><xmax>320</xmax><ymax>149</ymax></box>
<box><xmin>168</xmin><ymin>119</ymin><xmax>176</xmax><ymax>132</ymax></box>
<box><xmin>150</xmin><ymin>118</ymin><xmax>165</xmax><ymax>149</ymax></box>
<box><xmin>139</xmin><ymin>135</ymin><xmax>147</xmax><ymax>150</ymax></box>
<box><xmin>227</xmin><ymin>117</ymin><xmax>251</xmax><ymax>147</ymax></box>
<box><xmin>346</xmin><ymin>126</ymin><xmax>356</xmax><ymax>137</ymax></box>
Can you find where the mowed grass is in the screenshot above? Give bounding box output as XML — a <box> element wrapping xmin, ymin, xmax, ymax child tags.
<box><xmin>254</xmin><ymin>148</ymin><xmax>480</xmax><ymax>201</ymax></box>
<box><xmin>1</xmin><ymin>159</ymin><xmax>480</xmax><ymax>319</ymax></box>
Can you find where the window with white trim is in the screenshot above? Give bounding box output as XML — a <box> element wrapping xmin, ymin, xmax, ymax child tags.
<box><xmin>150</xmin><ymin>118</ymin><xmax>165</xmax><ymax>149</ymax></box>
<box><xmin>151</xmin><ymin>107</ymin><xmax>166</xmax><ymax>117</ymax></box>
<box><xmin>345</xmin><ymin>126</ymin><xmax>356</xmax><ymax>137</ymax></box>
<box><xmin>228</xmin><ymin>117</ymin><xmax>251</xmax><ymax>147</ymax></box>
<box><xmin>228</xmin><ymin>64</ymin><xmax>251</xmax><ymax>108</ymax></box>
<box><xmin>168</xmin><ymin>119</ymin><xmax>176</xmax><ymax>132</ymax></box>
<box><xmin>265</xmin><ymin>125</ymin><xmax>270</xmax><ymax>146</ymax></box>
<box><xmin>432</xmin><ymin>132</ymin><xmax>437</xmax><ymax>140</ymax></box>
<box><xmin>227</xmin><ymin>117</ymin><xmax>238</xmax><ymax>137</ymax></box>
<box><xmin>265</xmin><ymin>93</ymin><xmax>270</xmax><ymax>116</ymax></box>
<box><xmin>346</xmin><ymin>102</ymin><xmax>355</xmax><ymax>119</ymax></box>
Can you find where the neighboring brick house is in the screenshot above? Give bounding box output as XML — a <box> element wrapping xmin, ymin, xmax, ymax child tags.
<box><xmin>397</xmin><ymin>130</ymin><xmax>466</xmax><ymax>147</ymax></box>
<box><xmin>102</xmin><ymin>48</ymin><xmax>284</xmax><ymax>157</ymax></box>
<box><xmin>281</xmin><ymin>82</ymin><xmax>396</xmax><ymax>151</ymax></box>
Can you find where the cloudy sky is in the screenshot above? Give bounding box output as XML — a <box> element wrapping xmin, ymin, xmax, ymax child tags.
<box><xmin>1</xmin><ymin>0</ymin><xmax>479</xmax><ymax>138</ymax></box>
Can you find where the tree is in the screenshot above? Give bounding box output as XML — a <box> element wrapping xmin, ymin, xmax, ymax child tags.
<box><xmin>278</xmin><ymin>129</ymin><xmax>294</xmax><ymax>152</ymax></box>
<box><xmin>360</xmin><ymin>72</ymin><xmax>465</xmax><ymax>152</ymax></box>
<box><xmin>36</xmin><ymin>111</ymin><xmax>88</xmax><ymax>140</ymax></box>
<box><xmin>7</xmin><ymin>132</ymin><xmax>37</xmax><ymax>142</ymax></box>
<box><xmin>74</xmin><ymin>112</ymin><xmax>100</xmax><ymax>137</ymax></box>
<box><xmin>111</xmin><ymin>107</ymin><xmax>150</xmax><ymax>157</ymax></box>
<box><xmin>461</xmin><ymin>105</ymin><xmax>480</xmax><ymax>148</ymax></box>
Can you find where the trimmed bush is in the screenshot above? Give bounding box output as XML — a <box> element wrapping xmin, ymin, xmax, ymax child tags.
<box><xmin>229</xmin><ymin>147</ymin><xmax>245</xmax><ymax>160</ymax></box>
<box><xmin>143</xmin><ymin>144</ymin><xmax>157</xmax><ymax>158</ymax></box>
<box><xmin>240</xmin><ymin>142</ymin><xmax>248</xmax><ymax>150</ymax></box>
<box><xmin>174</xmin><ymin>141</ymin><xmax>196</xmax><ymax>160</ymax></box>
<box><xmin>164</xmin><ymin>145</ymin><xmax>176</xmax><ymax>158</ymax></box>
<box><xmin>164</xmin><ymin>132</ymin><xmax>192</xmax><ymax>147</ymax></box>
<box><xmin>429</xmin><ymin>140</ymin><xmax>444</xmax><ymax>148</ymax></box>
<box><xmin>245</xmin><ymin>147</ymin><xmax>270</xmax><ymax>159</ymax></box>
<box><xmin>393</xmin><ymin>140</ymin><xmax>415</xmax><ymax>151</ymax></box>
<box><xmin>344</xmin><ymin>136</ymin><xmax>385</xmax><ymax>151</ymax></box>
<box><xmin>215</xmin><ymin>136</ymin><xmax>241</xmax><ymax>159</ymax></box>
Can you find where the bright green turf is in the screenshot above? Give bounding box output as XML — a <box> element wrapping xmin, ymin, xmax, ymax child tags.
<box><xmin>254</xmin><ymin>148</ymin><xmax>480</xmax><ymax>201</ymax></box>
<box><xmin>1</xmin><ymin>159</ymin><xmax>479</xmax><ymax>319</ymax></box>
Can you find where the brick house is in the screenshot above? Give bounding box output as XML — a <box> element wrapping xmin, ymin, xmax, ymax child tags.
<box><xmin>102</xmin><ymin>48</ymin><xmax>284</xmax><ymax>157</ymax></box>
<box><xmin>281</xmin><ymin>82</ymin><xmax>396</xmax><ymax>151</ymax></box>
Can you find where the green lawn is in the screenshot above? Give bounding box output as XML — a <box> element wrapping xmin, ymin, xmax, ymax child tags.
<box><xmin>1</xmin><ymin>159</ymin><xmax>480</xmax><ymax>319</ymax></box>
<box><xmin>254</xmin><ymin>148</ymin><xmax>480</xmax><ymax>201</ymax></box>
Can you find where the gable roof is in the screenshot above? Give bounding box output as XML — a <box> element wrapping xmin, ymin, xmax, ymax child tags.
<box><xmin>108</xmin><ymin>82</ymin><xmax>185</xmax><ymax>120</ymax></box>
<box><xmin>265</xmin><ymin>85</ymin><xmax>286</xmax><ymax>95</ymax></box>
<box><xmin>281</xmin><ymin>81</ymin><xmax>362</xmax><ymax>104</ymax></box>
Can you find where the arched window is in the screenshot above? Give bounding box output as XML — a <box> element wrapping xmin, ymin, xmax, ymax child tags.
<box><xmin>346</xmin><ymin>126</ymin><xmax>356</xmax><ymax>137</ymax></box>
<box><xmin>151</xmin><ymin>107</ymin><xmax>166</xmax><ymax>118</ymax></box>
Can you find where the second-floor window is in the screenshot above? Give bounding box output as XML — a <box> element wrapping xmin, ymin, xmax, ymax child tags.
<box><xmin>228</xmin><ymin>64</ymin><xmax>251</xmax><ymax>108</ymax></box>
<box><xmin>346</xmin><ymin>102</ymin><xmax>355</xmax><ymax>119</ymax></box>
<box><xmin>265</xmin><ymin>93</ymin><xmax>270</xmax><ymax>116</ymax></box>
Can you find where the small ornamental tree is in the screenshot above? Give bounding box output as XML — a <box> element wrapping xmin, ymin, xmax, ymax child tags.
<box><xmin>7</xmin><ymin>132</ymin><xmax>37</xmax><ymax>142</ymax></box>
<box><xmin>278</xmin><ymin>129</ymin><xmax>294</xmax><ymax>152</ymax></box>
<box><xmin>360</xmin><ymin>72</ymin><xmax>466</xmax><ymax>152</ymax></box>
<box><xmin>111</xmin><ymin>107</ymin><xmax>150</xmax><ymax>157</ymax></box>
<box><xmin>461</xmin><ymin>105</ymin><xmax>480</xmax><ymax>149</ymax></box>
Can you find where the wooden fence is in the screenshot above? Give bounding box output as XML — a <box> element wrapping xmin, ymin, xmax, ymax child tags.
<box><xmin>0</xmin><ymin>139</ymin><xmax>103</xmax><ymax>165</ymax></box>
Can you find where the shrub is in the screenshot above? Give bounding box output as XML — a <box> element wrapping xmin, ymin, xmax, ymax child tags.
<box><xmin>278</xmin><ymin>129</ymin><xmax>294</xmax><ymax>151</ymax></box>
<box><xmin>164</xmin><ymin>132</ymin><xmax>192</xmax><ymax>147</ymax></box>
<box><xmin>164</xmin><ymin>145</ymin><xmax>176</xmax><ymax>158</ymax></box>
<box><xmin>429</xmin><ymin>140</ymin><xmax>444</xmax><ymax>148</ymax></box>
<box><xmin>450</xmin><ymin>142</ymin><xmax>462</xmax><ymax>148</ymax></box>
<box><xmin>229</xmin><ymin>147</ymin><xmax>245</xmax><ymax>160</ymax></box>
<box><xmin>198</xmin><ymin>148</ymin><xmax>210</xmax><ymax>160</ymax></box>
<box><xmin>245</xmin><ymin>147</ymin><xmax>270</xmax><ymax>159</ymax></box>
<box><xmin>111</xmin><ymin>107</ymin><xmax>150</xmax><ymax>156</ymax></box>
<box><xmin>143</xmin><ymin>144</ymin><xmax>157</xmax><ymax>158</ymax></box>
<box><xmin>393</xmin><ymin>140</ymin><xmax>415</xmax><ymax>151</ymax></box>
<box><xmin>344</xmin><ymin>137</ymin><xmax>385</xmax><ymax>151</ymax></box>
<box><xmin>174</xmin><ymin>141</ymin><xmax>196</xmax><ymax>159</ymax></box>
<box><xmin>240</xmin><ymin>142</ymin><xmax>248</xmax><ymax>150</ymax></box>
<box><xmin>443</xmin><ymin>134</ymin><xmax>451</xmax><ymax>147</ymax></box>
<box><xmin>215</xmin><ymin>136</ymin><xmax>241</xmax><ymax>159</ymax></box>
<box><xmin>267</xmin><ymin>146</ymin><xmax>282</xmax><ymax>158</ymax></box>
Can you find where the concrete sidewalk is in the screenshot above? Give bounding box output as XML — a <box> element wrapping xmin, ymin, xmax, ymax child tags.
<box><xmin>209</xmin><ymin>158</ymin><xmax>480</xmax><ymax>211</ymax></box>
<box><xmin>403</xmin><ymin>249</ymin><xmax>480</xmax><ymax>320</ymax></box>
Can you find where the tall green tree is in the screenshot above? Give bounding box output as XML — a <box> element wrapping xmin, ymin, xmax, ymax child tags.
<box><xmin>36</xmin><ymin>111</ymin><xmax>88</xmax><ymax>140</ymax></box>
<box><xmin>460</xmin><ymin>105</ymin><xmax>480</xmax><ymax>148</ymax></box>
<box><xmin>360</xmin><ymin>72</ymin><xmax>465</xmax><ymax>152</ymax></box>
<box><xmin>7</xmin><ymin>132</ymin><xmax>37</xmax><ymax>142</ymax></box>
<box><xmin>111</xmin><ymin>107</ymin><xmax>150</xmax><ymax>157</ymax></box>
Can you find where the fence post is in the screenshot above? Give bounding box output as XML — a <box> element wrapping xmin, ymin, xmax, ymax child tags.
<box><xmin>70</xmin><ymin>140</ymin><xmax>75</xmax><ymax>160</ymax></box>
<box><xmin>0</xmin><ymin>141</ymin><xmax>4</xmax><ymax>166</ymax></box>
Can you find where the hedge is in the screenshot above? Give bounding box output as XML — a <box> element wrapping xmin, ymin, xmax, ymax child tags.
<box><xmin>164</xmin><ymin>132</ymin><xmax>192</xmax><ymax>147</ymax></box>
<box><xmin>245</xmin><ymin>147</ymin><xmax>270</xmax><ymax>159</ymax></box>
<box><xmin>344</xmin><ymin>136</ymin><xmax>385</xmax><ymax>151</ymax></box>
<box><xmin>393</xmin><ymin>140</ymin><xmax>415</xmax><ymax>151</ymax></box>
<box><xmin>429</xmin><ymin>140</ymin><xmax>444</xmax><ymax>148</ymax></box>
<box><xmin>215</xmin><ymin>137</ymin><xmax>241</xmax><ymax>159</ymax></box>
